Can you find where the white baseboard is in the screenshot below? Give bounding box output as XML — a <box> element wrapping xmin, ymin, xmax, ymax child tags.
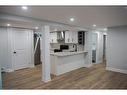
<box><xmin>106</xmin><ymin>67</ymin><xmax>127</xmax><ymax>74</ymax></box>
<box><xmin>5</xmin><ymin>68</ymin><xmax>14</xmax><ymax>72</ymax></box>
<box><xmin>29</xmin><ymin>64</ymin><xmax>35</xmax><ymax>68</ymax></box>
<box><xmin>84</xmin><ymin>64</ymin><xmax>92</xmax><ymax>68</ymax></box>
<box><xmin>96</xmin><ymin>60</ymin><xmax>103</xmax><ymax>64</ymax></box>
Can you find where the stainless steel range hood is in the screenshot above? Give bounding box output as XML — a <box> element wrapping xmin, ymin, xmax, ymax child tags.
<box><xmin>57</xmin><ymin>31</ymin><xmax>65</xmax><ymax>43</ymax></box>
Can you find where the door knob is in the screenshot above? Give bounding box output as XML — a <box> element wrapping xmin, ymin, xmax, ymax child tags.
<box><xmin>13</xmin><ymin>51</ymin><xmax>16</xmax><ymax>54</ymax></box>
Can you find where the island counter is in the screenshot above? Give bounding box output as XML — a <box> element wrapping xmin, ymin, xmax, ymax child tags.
<box><xmin>50</xmin><ymin>51</ymin><xmax>88</xmax><ymax>76</ymax></box>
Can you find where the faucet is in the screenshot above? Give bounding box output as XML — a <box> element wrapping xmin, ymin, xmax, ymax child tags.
<box><xmin>73</xmin><ymin>44</ymin><xmax>77</xmax><ymax>52</ymax></box>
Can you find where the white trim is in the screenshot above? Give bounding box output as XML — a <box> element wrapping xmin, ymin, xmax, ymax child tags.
<box><xmin>84</xmin><ymin>64</ymin><xmax>92</xmax><ymax>68</ymax></box>
<box><xmin>29</xmin><ymin>30</ymin><xmax>35</xmax><ymax>68</ymax></box>
<box><xmin>106</xmin><ymin>67</ymin><xmax>127</xmax><ymax>74</ymax></box>
<box><xmin>5</xmin><ymin>68</ymin><xmax>14</xmax><ymax>72</ymax></box>
<box><xmin>95</xmin><ymin>60</ymin><xmax>102</xmax><ymax>64</ymax></box>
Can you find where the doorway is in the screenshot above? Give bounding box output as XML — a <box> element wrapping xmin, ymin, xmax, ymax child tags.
<box><xmin>92</xmin><ymin>33</ymin><xmax>98</xmax><ymax>63</ymax></box>
<box><xmin>34</xmin><ymin>33</ymin><xmax>41</xmax><ymax>65</ymax></box>
<box><xmin>103</xmin><ymin>35</ymin><xmax>107</xmax><ymax>62</ymax></box>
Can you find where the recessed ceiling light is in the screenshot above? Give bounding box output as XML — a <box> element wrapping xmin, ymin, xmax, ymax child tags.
<box><xmin>7</xmin><ymin>23</ymin><xmax>11</xmax><ymax>27</ymax></box>
<box><xmin>70</xmin><ymin>18</ymin><xmax>75</xmax><ymax>22</ymax></box>
<box><xmin>93</xmin><ymin>24</ymin><xmax>96</xmax><ymax>27</ymax></box>
<box><xmin>21</xmin><ymin>6</ymin><xmax>28</xmax><ymax>10</ymax></box>
<box><xmin>35</xmin><ymin>27</ymin><xmax>39</xmax><ymax>30</ymax></box>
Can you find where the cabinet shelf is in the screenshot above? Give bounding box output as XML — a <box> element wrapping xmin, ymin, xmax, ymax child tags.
<box><xmin>78</xmin><ymin>31</ymin><xmax>85</xmax><ymax>45</ymax></box>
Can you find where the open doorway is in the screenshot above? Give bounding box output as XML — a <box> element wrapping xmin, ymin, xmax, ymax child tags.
<box><xmin>92</xmin><ymin>32</ymin><xmax>98</xmax><ymax>63</ymax></box>
<box><xmin>103</xmin><ymin>35</ymin><xmax>107</xmax><ymax>63</ymax></box>
<box><xmin>34</xmin><ymin>33</ymin><xmax>42</xmax><ymax>66</ymax></box>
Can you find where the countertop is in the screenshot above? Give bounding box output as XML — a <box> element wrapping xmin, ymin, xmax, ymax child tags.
<box><xmin>50</xmin><ymin>51</ymin><xmax>88</xmax><ymax>56</ymax></box>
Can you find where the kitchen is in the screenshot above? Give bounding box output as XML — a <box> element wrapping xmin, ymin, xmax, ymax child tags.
<box><xmin>1</xmin><ymin>6</ymin><xmax>127</xmax><ymax>90</ymax></box>
<box><xmin>49</xmin><ymin>26</ymin><xmax>92</xmax><ymax>75</ymax></box>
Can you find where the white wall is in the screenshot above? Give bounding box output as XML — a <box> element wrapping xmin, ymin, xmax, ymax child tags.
<box><xmin>0</xmin><ymin>27</ymin><xmax>8</xmax><ymax>71</ymax></box>
<box><xmin>106</xmin><ymin>26</ymin><xmax>127</xmax><ymax>73</ymax></box>
<box><xmin>84</xmin><ymin>31</ymin><xmax>92</xmax><ymax>66</ymax></box>
<box><xmin>0</xmin><ymin>27</ymin><xmax>8</xmax><ymax>88</ymax></box>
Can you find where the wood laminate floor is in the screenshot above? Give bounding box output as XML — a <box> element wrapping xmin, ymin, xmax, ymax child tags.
<box><xmin>2</xmin><ymin>62</ymin><xmax>127</xmax><ymax>89</ymax></box>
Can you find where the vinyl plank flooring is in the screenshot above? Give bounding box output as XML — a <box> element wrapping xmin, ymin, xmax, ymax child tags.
<box><xmin>2</xmin><ymin>62</ymin><xmax>127</xmax><ymax>89</ymax></box>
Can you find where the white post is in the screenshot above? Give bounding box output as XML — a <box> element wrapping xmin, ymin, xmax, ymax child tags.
<box><xmin>84</xmin><ymin>31</ymin><xmax>92</xmax><ymax>67</ymax></box>
<box><xmin>40</xmin><ymin>25</ymin><xmax>51</xmax><ymax>82</ymax></box>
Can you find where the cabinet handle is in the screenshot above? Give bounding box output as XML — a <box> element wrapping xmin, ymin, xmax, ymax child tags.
<box><xmin>13</xmin><ymin>51</ymin><xmax>16</xmax><ymax>54</ymax></box>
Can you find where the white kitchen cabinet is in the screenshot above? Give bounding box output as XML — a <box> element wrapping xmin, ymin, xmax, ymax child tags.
<box><xmin>65</xmin><ymin>31</ymin><xmax>78</xmax><ymax>43</ymax></box>
<box><xmin>50</xmin><ymin>32</ymin><xmax>58</xmax><ymax>43</ymax></box>
<box><xmin>72</xmin><ymin>31</ymin><xmax>78</xmax><ymax>43</ymax></box>
<box><xmin>65</xmin><ymin>31</ymin><xmax>71</xmax><ymax>43</ymax></box>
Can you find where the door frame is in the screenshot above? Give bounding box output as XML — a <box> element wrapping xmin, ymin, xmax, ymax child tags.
<box><xmin>92</xmin><ymin>32</ymin><xmax>98</xmax><ymax>64</ymax></box>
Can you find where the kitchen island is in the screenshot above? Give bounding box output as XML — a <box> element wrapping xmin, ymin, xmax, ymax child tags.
<box><xmin>50</xmin><ymin>51</ymin><xmax>89</xmax><ymax>76</ymax></box>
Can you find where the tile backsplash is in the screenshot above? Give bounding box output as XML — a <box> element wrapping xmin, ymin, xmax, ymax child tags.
<box><xmin>50</xmin><ymin>43</ymin><xmax>84</xmax><ymax>51</ymax></box>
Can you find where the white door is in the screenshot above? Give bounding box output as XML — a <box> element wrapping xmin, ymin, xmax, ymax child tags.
<box><xmin>65</xmin><ymin>31</ymin><xmax>71</xmax><ymax>43</ymax></box>
<box><xmin>12</xmin><ymin>29</ymin><xmax>29</xmax><ymax>70</ymax></box>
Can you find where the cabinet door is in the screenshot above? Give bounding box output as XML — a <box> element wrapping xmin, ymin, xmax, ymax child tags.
<box><xmin>69</xmin><ymin>31</ymin><xmax>73</xmax><ymax>43</ymax></box>
<box><xmin>50</xmin><ymin>33</ymin><xmax>53</xmax><ymax>43</ymax></box>
<box><xmin>50</xmin><ymin>32</ymin><xmax>57</xmax><ymax>43</ymax></box>
<box><xmin>74</xmin><ymin>31</ymin><xmax>78</xmax><ymax>43</ymax></box>
<box><xmin>65</xmin><ymin>31</ymin><xmax>70</xmax><ymax>43</ymax></box>
<box><xmin>65</xmin><ymin>31</ymin><xmax>78</xmax><ymax>43</ymax></box>
<box><xmin>71</xmin><ymin>31</ymin><xmax>78</xmax><ymax>43</ymax></box>
<box><xmin>53</xmin><ymin>32</ymin><xmax>57</xmax><ymax>43</ymax></box>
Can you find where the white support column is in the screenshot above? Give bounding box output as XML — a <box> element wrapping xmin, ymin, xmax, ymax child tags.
<box><xmin>40</xmin><ymin>25</ymin><xmax>51</xmax><ymax>82</ymax></box>
<box><xmin>84</xmin><ymin>31</ymin><xmax>92</xmax><ymax>67</ymax></box>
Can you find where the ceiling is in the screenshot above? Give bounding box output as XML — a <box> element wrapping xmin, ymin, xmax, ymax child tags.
<box><xmin>0</xmin><ymin>6</ymin><xmax>127</xmax><ymax>29</ymax></box>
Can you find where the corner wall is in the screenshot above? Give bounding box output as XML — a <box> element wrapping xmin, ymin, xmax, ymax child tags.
<box><xmin>0</xmin><ymin>27</ymin><xmax>9</xmax><ymax>72</ymax></box>
<box><xmin>106</xmin><ymin>26</ymin><xmax>127</xmax><ymax>74</ymax></box>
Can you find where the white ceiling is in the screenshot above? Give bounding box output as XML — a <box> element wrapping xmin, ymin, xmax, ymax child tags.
<box><xmin>0</xmin><ymin>6</ymin><xmax>127</xmax><ymax>29</ymax></box>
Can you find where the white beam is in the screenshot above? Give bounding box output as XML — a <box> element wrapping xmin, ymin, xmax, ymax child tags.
<box><xmin>40</xmin><ymin>25</ymin><xmax>51</xmax><ymax>82</ymax></box>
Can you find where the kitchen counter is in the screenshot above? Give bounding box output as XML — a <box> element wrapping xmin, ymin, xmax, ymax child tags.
<box><xmin>50</xmin><ymin>51</ymin><xmax>88</xmax><ymax>56</ymax></box>
<box><xmin>50</xmin><ymin>51</ymin><xmax>89</xmax><ymax>76</ymax></box>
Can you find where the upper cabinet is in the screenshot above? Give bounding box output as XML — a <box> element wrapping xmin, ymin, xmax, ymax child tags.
<box><xmin>65</xmin><ymin>31</ymin><xmax>78</xmax><ymax>43</ymax></box>
<box><xmin>78</xmin><ymin>31</ymin><xmax>85</xmax><ymax>45</ymax></box>
<box><xmin>50</xmin><ymin>30</ymin><xmax>78</xmax><ymax>44</ymax></box>
<box><xmin>72</xmin><ymin>31</ymin><xmax>78</xmax><ymax>43</ymax></box>
<box><xmin>50</xmin><ymin>32</ymin><xmax>58</xmax><ymax>43</ymax></box>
